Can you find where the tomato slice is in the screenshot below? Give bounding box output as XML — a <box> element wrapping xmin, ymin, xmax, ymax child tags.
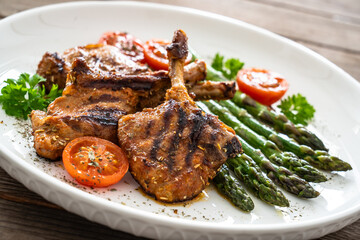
<box><xmin>143</xmin><ymin>39</ymin><xmax>192</xmax><ymax>70</ymax></box>
<box><xmin>236</xmin><ymin>68</ymin><xmax>289</xmax><ymax>106</ymax></box>
<box><xmin>98</xmin><ymin>32</ymin><xmax>145</xmax><ymax>63</ymax></box>
<box><xmin>62</xmin><ymin>137</ymin><xmax>129</xmax><ymax>187</ymax></box>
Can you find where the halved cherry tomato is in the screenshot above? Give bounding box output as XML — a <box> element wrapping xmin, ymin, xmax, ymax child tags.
<box><xmin>98</xmin><ymin>32</ymin><xmax>145</xmax><ymax>63</ymax></box>
<box><xmin>143</xmin><ymin>39</ymin><xmax>193</xmax><ymax>70</ymax></box>
<box><xmin>63</xmin><ymin>137</ymin><xmax>129</xmax><ymax>187</ymax></box>
<box><xmin>236</xmin><ymin>68</ymin><xmax>289</xmax><ymax>106</ymax></box>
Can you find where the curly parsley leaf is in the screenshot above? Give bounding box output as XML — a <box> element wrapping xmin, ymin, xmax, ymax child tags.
<box><xmin>0</xmin><ymin>73</ymin><xmax>62</xmax><ymax>120</ymax></box>
<box><xmin>278</xmin><ymin>94</ymin><xmax>315</xmax><ymax>126</ymax></box>
<box><xmin>211</xmin><ymin>53</ymin><xmax>244</xmax><ymax>80</ymax></box>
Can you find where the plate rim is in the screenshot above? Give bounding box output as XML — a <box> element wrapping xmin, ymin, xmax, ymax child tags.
<box><xmin>0</xmin><ymin>1</ymin><xmax>360</xmax><ymax>238</ymax></box>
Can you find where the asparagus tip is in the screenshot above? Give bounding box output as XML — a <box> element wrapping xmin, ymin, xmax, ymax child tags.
<box><xmin>315</xmin><ymin>153</ymin><xmax>352</xmax><ymax>171</ymax></box>
<box><xmin>258</xmin><ymin>185</ymin><xmax>290</xmax><ymax>207</ymax></box>
<box><xmin>298</xmin><ymin>187</ymin><xmax>320</xmax><ymax>198</ymax></box>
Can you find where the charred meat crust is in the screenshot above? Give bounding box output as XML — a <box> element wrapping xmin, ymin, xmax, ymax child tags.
<box><xmin>31</xmin><ymin>85</ymin><xmax>138</xmax><ymax>160</ymax></box>
<box><xmin>31</xmin><ymin>108</ymin><xmax>120</xmax><ymax>161</ymax></box>
<box><xmin>118</xmin><ymin>99</ymin><xmax>241</xmax><ymax>203</ymax></box>
<box><xmin>69</xmin><ymin>58</ymin><xmax>169</xmax><ymax>91</ymax></box>
<box><xmin>36</xmin><ymin>44</ymin><xmax>206</xmax><ymax>93</ymax></box>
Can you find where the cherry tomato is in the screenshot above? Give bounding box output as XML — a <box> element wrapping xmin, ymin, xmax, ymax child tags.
<box><xmin>98</xmin><ymin>32</ymin><xmax>145</xmax><ymax>63</ymax></box>
<box><xmin>63</xmin><ymin>137</ymin><xmax>129</xmax><ymax>187</ymax></box>
<box><xmin>236</xmin><ymin>68</ymin><xmax>289</xmax><ymax>106</ymax></box>
<box><xmin>143</xmin><ymin>39</ymin><xmax>192</xmax><ymax>70</ymax></box>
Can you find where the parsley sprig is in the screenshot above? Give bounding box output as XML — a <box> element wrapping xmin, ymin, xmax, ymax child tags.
<box><xmin>0</xmin><ymin>73</ymin><xmax>62</xmax><ymax>119</ymax></box>
<box><xmin>278</xmin><ymin>94</ymin><xmax>315</xmax><ymax>126</ymax></box>
<box><xmin>211</xmin><ymin>53</ymin><xmax>244</xmax><ymax>80</ymax></box>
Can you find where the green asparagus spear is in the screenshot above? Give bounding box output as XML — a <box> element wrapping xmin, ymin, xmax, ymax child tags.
<box><xmin>199</xmin><ymin>102</ymin><xmax>289</xmax><ymax>204</ymax></box>
<box><xmin>213</xmin><ymin>165</ymin><xmax>255</xmax><ymax>212</ymax></box>
<box><xmin>220</xmin><ymin>99</ymin><xmax>352</xmax><ymax>172</ymax></box>
<box><xmin>232</xmin><ymin>92</ymin><xmax>328</xmax><ymax>151</ymax></box>
<box><xmin>198</xmin><ymin>102</ymin><xmax>319</xmax><ymax>198</ymax></box>
<box><xmin>238</xmin><ymin>136</ymin><xmax>319</xmax><ymax>198</ymax></box>
<box><xmin>202</xmin><ymin>100</ymin><xmax>327</xmax><ymax>183</ymax></box>
<box><xmin>227</xmin><ymin>155</ymin><xmax>289</xmax><ymax>207</ymax></box>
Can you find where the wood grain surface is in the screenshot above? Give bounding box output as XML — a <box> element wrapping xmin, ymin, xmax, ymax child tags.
<box><xmin>0</xmin><ymin>0</ymin><xmax>359</xmax><ymax>239</ymax></box>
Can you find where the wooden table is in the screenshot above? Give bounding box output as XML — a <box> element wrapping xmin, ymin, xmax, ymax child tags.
<box><xmin>0</xmin><ymin>0</ymin><xmax>359</xmax><ymax>239</ymax></box>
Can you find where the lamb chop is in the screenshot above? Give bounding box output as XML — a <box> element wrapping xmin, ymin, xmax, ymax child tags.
<box><xmin>36</xmin><ymin>43</ymin><xmax>236</xmax><ymax>104</ymax></box>
<box><xmin>37</xmin><ymin>42</ymin><xmax>205</xmax><ymax>92</ymax></box>
<box><xmin>117</xmin><ymin>30</ymin><xmax>241</xmax><ymax>203</ymax></box>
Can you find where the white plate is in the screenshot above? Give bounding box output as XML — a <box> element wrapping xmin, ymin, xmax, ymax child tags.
<box><xmin>1</xmin><ymin>1</ymin><xmax>360</xmax><ymax>239</ymax></box>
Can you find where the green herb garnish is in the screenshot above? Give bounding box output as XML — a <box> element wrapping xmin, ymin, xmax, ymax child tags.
<box><xmin>0</xmin><ymin>73</ymin><xmax>62</xmax><ymax>119</ymax></box>
<box><xmin>211</xmin><ymin>53</ymin><xmax>244</xmax><ymax>80</ymax></box>
<box><xmin>88</xmin><ymin>150</ymin><xmax>101</xmax><ymax>171</ymax></box>
<box><xmin>278</xmin><ymin>93</ymin><xmax>315</xmax><ymax>126</ymax></box>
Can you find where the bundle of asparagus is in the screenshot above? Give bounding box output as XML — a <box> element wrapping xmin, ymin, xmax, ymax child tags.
<box><xmin>220</xmin><ymin>98</ymin><xmax>352</xmax><ymax>171</ymax></box>
<box><xmin>198</xmin><ymin>62</ymin><xmax>352</xmax><ymax>212</ymax></box>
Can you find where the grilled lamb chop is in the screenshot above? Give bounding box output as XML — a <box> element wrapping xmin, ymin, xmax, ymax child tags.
<box><xmin>68</xmin><ymin>57</ymin><xmax>235</xmax><ymax>107</ymax></box>
<box><xmin>31</xmin><ymin>83</ymin><xmax>139</xmax><ymax>159</ymax></box>
<box><xmin>36</xmin><ymin>44</ymin><xmax>207</xmax><ymax>92</ymax></box>
<box><xmin>36</xmin><ymin>44</ymin><xmax>148</xmax><ymax>92</ymax></box>
<box><xmin>117</xmin><ymin>30</ymin><xmax>241</xmax><ymax>203</ymax></box>
<box><xmin>36</xmin><ymin>34</ymin><xmax>235</xmax><ymax>101</ymax></box>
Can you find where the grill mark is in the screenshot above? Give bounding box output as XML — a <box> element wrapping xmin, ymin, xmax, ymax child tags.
<box><xmin>86</xmin><ymin>106</ymin><xmax>126</xmax><ymax>115</ymax></box>
<box><xmin>167</xmin><ymin>106</ymin><xmax>187</xmax><ymax>170</ymax></box>
<box><xmin>62</xmin><ymin>114</ymin><xmax>118</xmax><ymax>127</ymax></box>
<box><xmin>84</xmin><ymin>107</ymin><xmax>126</xmax><ymax>125</ymax></box>
<box><xmin>87</xmin><ymin>94</ymin><xmax>120</xmax><ymax>104</ymax></box>
<box><xmin>81</xmin><ymin>115</ymin><xmax>118</xmax><ymax>126</ymax></box>
<box><xmin>77</xmin><ymin>73</ymin><xmax>169</xmax><ymax>91</ymax></box>
<box><xmin>150</xmin><ymin>100</ymin><xmax>175</xmax><ymax>162</ymax></box>
<box><xmin>71</xmin><ymin>58</ymin><xmax>168</xmax><ymax>90</ymax></box>
<box><xmin>60</xmin><ymin>105</ymin><xmax>126</xmax><ymax>127</ymax></box>
<box><xmin>82</xmin><ymin>79</ymin><xmax>157</xmax><ymax>91</ymax></box>
<box><xmin>185</xmin><ymin>110</ymin><xmax>208</xmax><ymax>166</ymax></box>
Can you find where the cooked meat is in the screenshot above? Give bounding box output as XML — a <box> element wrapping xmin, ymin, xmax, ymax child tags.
<box><xmin>68</xmin><ymin>58</ymin><xmax>235</xmax><ymax>108</ymax></box>
<box><xmin>189</xmin><ymin>81</ymin><xmax>237</xmax><ymax>101</ymax></box>
<box><xmin>31</xmin><ymin>59</ymin><xmax>235</xmax><ymax>161</ymax></box>
<box><xmin>69</xmin><ymin>58</ymin><xmax>208</xmax><ymax>91</ymax></box>
<box><xmin>37</xmin><ymin>44</ymin><xmax>149</xmax><ymax>92</ymax></box>
<box><xmin>31</xmin><ymin>33</ymin><xmax>237</xmax><ymax>161</ymax></box>
<box><xmin>31</xmin><ymin>84</ymin><xmax>139</xmax><ymax>160</ymax></box>
<box><xmin>36</xmin><ymin>52</ymin><xmax>68</xmax><ymax>91</ymax></box>
<box><xmin>37</xmin><ymin>44</ymin><xmax>206</xmax><ymax>92</ymax></box>
<box><xmin>67</xmin><ymin>57</ymin><xmax>168</xmax><ymax>90</ymax></box>
<box><xmin>117</xmin><ymin>30</ymin><xmax>241</xmax><ymax>203</ymax></box>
